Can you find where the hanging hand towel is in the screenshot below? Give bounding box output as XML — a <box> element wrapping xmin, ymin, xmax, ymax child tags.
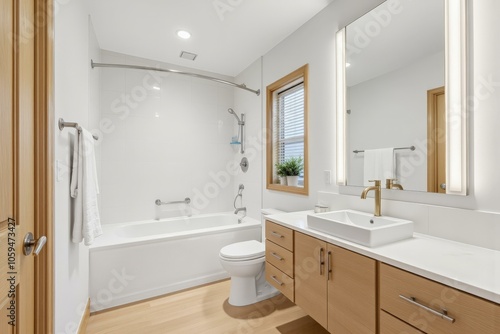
<box><xmin>70</xmin><ymin>128</ymin><xmax>102</xmax><ymax>245</ymax></box>
<box><xmin>363</xmin><ymin>148</ymin><xmax>395</xmax><ymax>186</ymax></box>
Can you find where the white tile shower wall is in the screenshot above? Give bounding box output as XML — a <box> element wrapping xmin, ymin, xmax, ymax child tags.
<box><xmin>233</xmin><ymin>58</ymin><xmax>264</xmax><ymax>221</ymax></box>
<box><xmin>99</xmin><ymin>50</ymin><xmax>236</xmax><ymax>224</ymax></box>
<box><xmin>317</xmin><ymin>192</ymin><xmax>500</xmax><ymax>251</ymax></box>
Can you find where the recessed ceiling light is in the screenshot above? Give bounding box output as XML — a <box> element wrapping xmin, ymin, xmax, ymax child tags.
<box><xmin>346</xmin><ymin>62</ymin><xmax>351</xmax><ymax>68</ymax></box>
<box><xmin>177</xmin><ymin>30</ymin><xmax>191</xmax><ymax>39</ymax></box>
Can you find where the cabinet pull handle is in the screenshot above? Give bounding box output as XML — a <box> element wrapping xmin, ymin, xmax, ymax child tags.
<box><xmin>271</xmin><ymin>252</ymin><xmax>283</xmax><ymax>261</ymax></box>
<box><xmin>319</xmin><ymin>248</ymin><xmax>325</xmax><ymax>275</ymax></box>
<box><xmin>327</xmin><ymin>251</ymin><xmax>332</xmax><ymax>280</ymax></box>
<box><xmin>270</xmin><ymin>275</ymin><xmax>284</xmax><ymax>286</ymax></box>
<box><xmin>399</xmin><ymin>295</ymin><xmax>455</xmax><ymax>323</ymax></box>
<box><xmin>271</xmin><ymin>231</ymin><xmax>284</xmax><ymax>238</ymax></box>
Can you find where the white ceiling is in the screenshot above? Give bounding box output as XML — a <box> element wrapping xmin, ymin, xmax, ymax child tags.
<box><xmin>89</xmin><ymin>0</ymin><xmax>335</xmax><ymax>77</ymax></box>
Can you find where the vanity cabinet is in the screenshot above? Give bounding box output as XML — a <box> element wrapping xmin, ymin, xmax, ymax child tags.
<box><xmin>265</xmin><ymin>221</ymin><xmax>295</xmax><ymax>301</ymax></box>
<box><xmin>380</xmin><ymin>263</ymin><xmax>500</xmax><ymax>334</ymax></box>
<box><xmin>266</xmin><ymin>220</ymin><xmax>500</xmax><ymax>334</ymax></box>
<box><xmin>294</xmin><ymin>232</ymin><xmax>377</xmax><ymax>333</ymax></box>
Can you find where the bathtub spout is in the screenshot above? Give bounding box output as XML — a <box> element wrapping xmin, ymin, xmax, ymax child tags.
<box><xmin>234</xmin><ymin>207</ymin><xmax>246</xmax><ymax>223</ymax></box>
<box><xmin>234</xmin><ymin>207</ymin><xmax>246</xmax><ymax>215</ymax></box>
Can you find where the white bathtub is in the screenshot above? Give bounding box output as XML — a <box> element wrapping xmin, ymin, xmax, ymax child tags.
<box><xmin>89</xmin><ymin>213</ymin><xmax>261</xmax><ymax>311</ymax></box>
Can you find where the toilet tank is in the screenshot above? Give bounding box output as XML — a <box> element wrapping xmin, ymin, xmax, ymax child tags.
<box><xmin>260</xmin><ymin>208</ymin><xmax>286</xmax><ymax>241</ymax></box>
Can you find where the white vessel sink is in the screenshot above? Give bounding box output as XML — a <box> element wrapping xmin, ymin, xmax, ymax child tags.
<box><xmin>307</xmin><ymin>210</ymin><xmax>413</xmax><ymax>247</ymax></box>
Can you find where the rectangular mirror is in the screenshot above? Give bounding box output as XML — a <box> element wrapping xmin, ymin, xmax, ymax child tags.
<box><xmin>336</xmin><ymin>0</ymin><xmax>468</xmax><ymax>195</ymax></box>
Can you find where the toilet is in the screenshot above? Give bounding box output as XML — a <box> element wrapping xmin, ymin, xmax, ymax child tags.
<box><xmin>219</xmin><ymin>209</ymin><xmax>284</xmax><ymax>306</ymax></box>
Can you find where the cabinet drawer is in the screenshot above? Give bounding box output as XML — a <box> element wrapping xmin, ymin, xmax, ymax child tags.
<box><xmin>380</xmin><ymin>310</ymin><xmax>425</xmax><ymax>334</ymax></box>
<box><xmin>266</xmin><ymin>240</ymin><xmax>293</xmax><ymax>278</ymax></box>
<box><xmin>380</xmin><ymin>263</ymin><xmax>500</xmax><ymax>334</ymax></box>
<box><xmin>265</xmin><ymin>221</ymin><xmax>293</xmax><ymax>251</ymax></box>
<box><xmin>266</xmin><ymin>262</ymin><xmax>294</xmax><ymax>302</ymax></box>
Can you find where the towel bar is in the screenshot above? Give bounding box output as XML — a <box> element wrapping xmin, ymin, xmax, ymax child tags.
<box><xmin>353</xmin><ymin>146</ymin><xmax>415</xmax><ymax>154</ymax></box>
<box><xmin>58</xmin><ymin>118</ymin><xmax>99</xmax><ymax>140</ymax></box>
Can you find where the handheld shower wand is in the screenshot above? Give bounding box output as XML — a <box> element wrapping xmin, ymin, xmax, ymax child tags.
<box><xmin>227</xmin><ymin>108</ymin><xmax>245</xmax><ymax>153</ymax></box>
<box><xmin>228</xmin><ymin>108</ymin><xmax>243</xmax><ymax>124</ymax></box>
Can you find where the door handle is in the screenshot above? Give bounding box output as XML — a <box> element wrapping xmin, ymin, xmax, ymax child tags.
<box><xmin>319</xmin><ymin>248</ymin><xmax>325</xmax><ymax>275</ymax></box>
<box><xmin>23</xmin><ymin>232</ymin><xmax>47</xmax><ymax>256</ymax></box>
<box><xmin>327</xmin><ymin>251</ymin><xmax>332</xmax><ymax>280</ymax></box>
<box><xmin>440</xmin><ymin>183</ymin><xmax>446</xmax><ymax>190</ymax></box>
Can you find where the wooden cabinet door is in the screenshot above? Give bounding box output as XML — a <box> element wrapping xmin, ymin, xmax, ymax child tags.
<box><xmin>294</xmin><ymin>232</ymin><xmax>328</xmax><ymax>328</ymax></box>
<box><xmin>327</xmin><ymin>244</ymin><xmax>377</xmax><ymax>334</ymax></box>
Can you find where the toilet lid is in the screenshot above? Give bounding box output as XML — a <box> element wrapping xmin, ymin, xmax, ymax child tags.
<box><xmin>220</xmin><ymin>240</ymin><xmax>265</xmax><ymax>260</ymax></box>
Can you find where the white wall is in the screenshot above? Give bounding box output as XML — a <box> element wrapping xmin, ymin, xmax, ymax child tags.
<box><xmin>54</xmin><ymin>2</ymin><xmax>100</xmax><ymax>332</ymax></box>
<box><xmin>98</xmin><ymin>51</ymin><xmax>235</xmax><ymax>224</ymax></box>
<box><xmin>348</xmin><ymin>51</ymin><xmax>445</xmax><ymax>191</ymax></box>
<box><xmin>260</xmin><ymin>0</ymin><xmax>385</xmax><ymax>212</ymax></box>
<box><xmin>247</xmin><ymin>0</ymin><xmax>500</xmax><ymax>238</ymax></box>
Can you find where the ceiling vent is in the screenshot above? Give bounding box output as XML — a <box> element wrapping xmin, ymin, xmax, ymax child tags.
<box><xmin>179</xmin><ymin>51</ymin><xmax>197</xmax><ymax>61</ymax></box>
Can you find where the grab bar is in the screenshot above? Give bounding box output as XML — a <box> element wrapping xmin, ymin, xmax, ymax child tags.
<box><xmin>155</xmin><ymin>198</ymin><xmax>191</xmax><ymax>206</ymax></box>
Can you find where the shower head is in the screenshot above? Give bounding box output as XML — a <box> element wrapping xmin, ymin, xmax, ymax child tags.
<box><xmin>228</xmin><ymin>108</ymin><xmax>241</xmax><ymax>123</ymax></box>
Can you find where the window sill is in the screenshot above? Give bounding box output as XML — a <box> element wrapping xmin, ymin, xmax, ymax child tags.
<box><xmin>267</xmin><ymin>183</ymin><xmax>308</xmax><ymax>195</ymax></box>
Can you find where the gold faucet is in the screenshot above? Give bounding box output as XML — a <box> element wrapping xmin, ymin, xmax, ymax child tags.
<box><xmin>361</xmin><ymin>180</ymin><xmax>381</xmax><ymax>216</ymax></box>
<box><xmin>386</xmin><ymin>179</ymin><xmax>404</xmax><ymax>190</ymax></box>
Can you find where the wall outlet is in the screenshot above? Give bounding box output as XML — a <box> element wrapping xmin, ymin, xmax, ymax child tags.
<box><xmin>324</xmin><ymin>170</ymin><xmax>332</xmax><ymax>185</ymax></box>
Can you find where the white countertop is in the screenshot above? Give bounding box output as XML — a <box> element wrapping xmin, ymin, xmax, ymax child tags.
<box><xmin>266</xmin><ymin>211</ymin><xmax>500</xmax><ymax>304</ymax></box>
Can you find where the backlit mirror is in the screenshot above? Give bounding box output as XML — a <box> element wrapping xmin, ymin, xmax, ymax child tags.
<box><xmin>336</xmin><ymin>0</ymin><xmax>468</xmax><ymax>195</ymax></box>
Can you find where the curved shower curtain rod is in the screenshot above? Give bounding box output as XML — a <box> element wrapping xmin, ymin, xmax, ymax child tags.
<box><xmin>91</xmin><ymin>60</ymin><xmax>260</xmax><ymax>96</ymax></box>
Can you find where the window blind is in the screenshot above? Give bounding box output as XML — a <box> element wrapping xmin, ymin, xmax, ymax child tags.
<box><xmin>273</xmin><ymin>81</ymin><xmax>305</xmax><ymax>179</ymax></box>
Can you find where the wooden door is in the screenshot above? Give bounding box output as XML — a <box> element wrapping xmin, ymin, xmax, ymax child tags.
<box><xmin>327</xmin><ymin>244</ymin><xmax>377</xmax><ymax>334</ymax></box>
<box><xmin>427</xmin><ymin>87</ymin><xmax>446</xmax><ymax>193</ymax></box>
<box><xmin>294</xmin><ymin>232</ymin><xmax>328</xmax><ymax>329</ymax></box>
<box><xmin>1</xmin><ymin>0</ymin><xmax>38</xmax><ymax>332</ymax></box>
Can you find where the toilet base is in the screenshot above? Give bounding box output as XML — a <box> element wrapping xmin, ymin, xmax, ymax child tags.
<box><xmin>228</xmin><ymin>277</ymin><xmax>280</xmax><ymax>306</ymax></box>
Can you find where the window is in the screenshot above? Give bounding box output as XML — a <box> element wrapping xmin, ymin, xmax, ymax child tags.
<box><xmin>266</xmin><ymin>64</ymin><xmax>308</xmax><ymax>195</ymax></box>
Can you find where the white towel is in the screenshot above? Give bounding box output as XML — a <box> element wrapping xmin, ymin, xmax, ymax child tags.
<box><xmin>70</xmin><ymin>128</ymin><xmax>102</xmax><ymax>245</ymax></box>
<box><xmin>363</xmin><ymin>148</ymin><xmax>395</xmax><ymax>186</ymax></box>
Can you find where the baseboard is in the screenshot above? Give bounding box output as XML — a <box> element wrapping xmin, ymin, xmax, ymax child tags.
<box><xmin>90</xmin><ymin>272</ymin><xmax>229</xmax><ymax>312</ymax></box>
<box><xmin>77</xmin><ymin>299</ymin><xmax>91</xmax><ymax>334</ymax></box>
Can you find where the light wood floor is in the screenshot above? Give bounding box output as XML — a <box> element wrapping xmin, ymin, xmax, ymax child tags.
<box><xmin>86</xmin><ymin>280</ymin><xmax>328</xmax><ymax>334</ymax></box>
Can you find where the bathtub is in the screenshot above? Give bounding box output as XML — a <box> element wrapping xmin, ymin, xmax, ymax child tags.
<box><xmin>89</xmin><ymin>213</ymin><xmax>261</xmax><ymax>311</ymax></box>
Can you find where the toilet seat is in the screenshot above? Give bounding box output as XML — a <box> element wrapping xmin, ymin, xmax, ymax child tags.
<box><xmin>219</xmin><ymin>240</ymin><xmax>265</xmax><ymax>261</ymax></box>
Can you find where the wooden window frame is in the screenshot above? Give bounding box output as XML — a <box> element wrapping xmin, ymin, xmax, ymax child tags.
<box><xmin>266</xmin><ymin>64</ymin><xmax>309</xmax><ymax>195</ymax></box>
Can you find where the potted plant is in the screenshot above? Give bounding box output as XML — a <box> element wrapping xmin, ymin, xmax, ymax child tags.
<box><xmin>275</xmin><ymin>162</ymin><xmax>287</xmax><ymax>185</ymax></box>
<box><xmin>284</xmin><ymin>157</ymin><xmax>303</xmax><ymax>187</ymax></box>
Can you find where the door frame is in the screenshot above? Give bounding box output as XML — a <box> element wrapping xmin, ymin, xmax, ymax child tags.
<box><xmin>33</xmin><ymin>0</ymin><xmax>54</xmax><ymax>332</ymax></box>
<box><xmin>427</xmin><ymin>86</ymin><xmax>445</xmax><ymax>193</ymax></box>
